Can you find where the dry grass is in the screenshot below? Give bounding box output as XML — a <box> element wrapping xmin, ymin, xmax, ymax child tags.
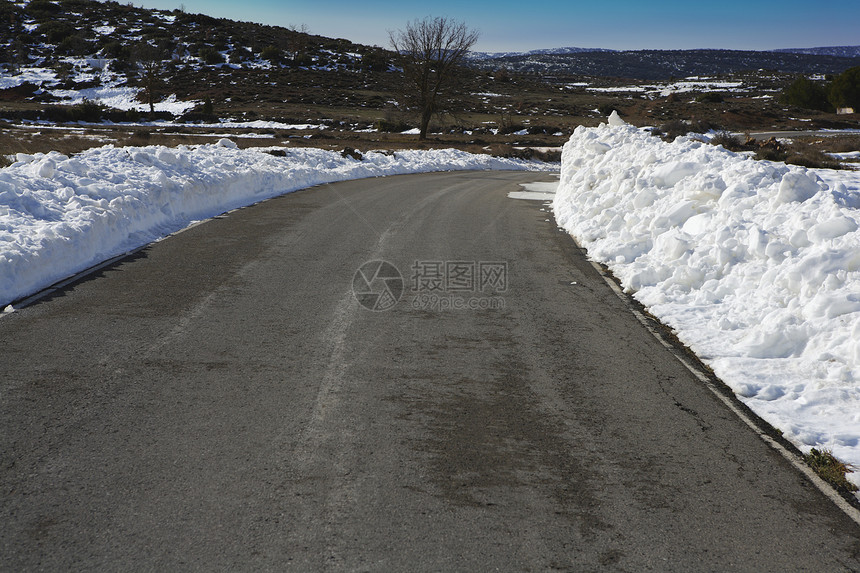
<box><xmin>804</xmin><ymin>448</ymin><xmax>859</xmax><ymax>492</ymax></box>
<box><xmin>817</xmin><ymin>135</ymin><xmax>860</xmax><ymax>154</ymax></box>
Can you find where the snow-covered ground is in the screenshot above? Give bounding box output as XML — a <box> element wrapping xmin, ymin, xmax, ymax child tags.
<box><xmin>554</xmin><ymin>112</ymin><xmax>860</xmax><ymax>487</ymax></box>
<box><xmin>0</xmin><ymin>142</ymin><xmax>550</xmax><ymax>308</ymax></box>
<box><xmin>9</xmin><ymin>119</ymin><xmax>331</xmax><ymax>132</ymax></box>
<box><xmin>577</xmin><ymin>76</ymin><xmax>751</xmax><ymax>98</ymax></box>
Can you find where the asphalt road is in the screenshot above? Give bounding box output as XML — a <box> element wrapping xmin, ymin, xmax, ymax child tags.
<box><xmin>747</xmin><ymin>129</ymin><xmax>860</xmax><ymax>140</ymax></box>
<box><xmin>1</xmin><ymin>171</ymin><xmax>859</xmax><ymax>571</ymax></box>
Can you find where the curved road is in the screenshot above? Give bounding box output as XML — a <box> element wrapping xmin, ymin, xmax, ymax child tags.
<box><xmin>1</xmin><ymin>171</ymin><xmax>859</xmax><ymax>570</ymax></box>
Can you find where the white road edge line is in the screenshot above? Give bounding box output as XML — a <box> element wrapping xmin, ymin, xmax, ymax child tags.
<box><xmin>583</xmin><ymin>246</ymin><xmax>860</xmax><ymax>527</ymax></box>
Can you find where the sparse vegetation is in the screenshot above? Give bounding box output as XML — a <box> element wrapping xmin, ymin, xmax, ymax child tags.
<box><xmin>781</xmin><ymin>67</ymin><xmax>860</xmax><ymax>113</ymax></box>
<box><xmin>653</xmin><ymin>119</ymin><xmax>719</xmax><ymax>142</ymax></box>
<box><xmin>804</xmin><ymin>448</ymin><xmax>858</xmax><ymax>492</ymax></box>
<box><xmin>198</xmin><ymin>47</ymin><xmax>225</xmax><ymax>65</ymax></box>
<box><xmin>785</xmin><ymin>146</ymin><xmax>842</xmax><ymax>169</ymax></box>
<box><xmin>0</xmin><ymin>0</ymin><xmax>857</xmax><ymax>159</ymax></box>
<box><xmin>830</xmin><ymin>66</ymin><xmax>860</xmax><ymax>110</ymax></box>
<box><xmin>781</xmin><ymin>76</ymin><xmax>833</xmax><ymax>112</ymax></box>
<box><xmin>695</xmin><ymin>92</ymin><xmax>725</xmax><ymax>104</ymax></box>
<box><xmin>597</xmin><ymin>103</ymin><xmax>618</xmax><ymax>116</ymax></box>
<box><xmin>260</xmin><ymin>45</ymin><xmax>282</xmax><ymax>64</ymax></box>
<box><xmin>710</xmin><ymin>131</ymin><xmax>746</xmax><ymax>151</ymax></box>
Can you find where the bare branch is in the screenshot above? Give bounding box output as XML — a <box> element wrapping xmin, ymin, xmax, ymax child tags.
<box><xmin>389</xmin><ymin>16</ymin><xmax>479</xmax><ymax>140</ymax></box>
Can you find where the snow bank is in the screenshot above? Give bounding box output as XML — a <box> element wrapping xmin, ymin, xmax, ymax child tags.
<box><xmin>0</xmin><ymin>143</ymin><xmax>549</xmax><ymax>307</ymax></box>
<box><xmin>554</xmin><ymin>113</ymin><xmax>860</xmax><ymax>484</ymax></box>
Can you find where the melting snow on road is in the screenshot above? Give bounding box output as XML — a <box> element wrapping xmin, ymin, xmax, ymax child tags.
<box><xmin>554</xmin><ymin>112</ymin><xmax>860</xmax><ymax>486</ymax></box>
<box><xmin>0</xmin><ymin>142</ymin><xmax>549</xmax><ymax>309</ymax></box>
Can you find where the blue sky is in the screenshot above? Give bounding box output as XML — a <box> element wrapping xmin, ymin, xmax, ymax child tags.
<box><xmin>131</xmin><ymin>0</ymin><xmax>859</xmax><ymax>52</ymax></box>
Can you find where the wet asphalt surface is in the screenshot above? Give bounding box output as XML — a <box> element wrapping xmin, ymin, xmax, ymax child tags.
<box><xmin>2</xmin><ymin>171</ymin><xmax>859</xmax><ymax>571</ymax></box>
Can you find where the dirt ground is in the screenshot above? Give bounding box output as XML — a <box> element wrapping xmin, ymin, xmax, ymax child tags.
<box><xmin>1</xmin><ymin>67</ymin><xmax>858</xmax><ymax>162</ymax></box>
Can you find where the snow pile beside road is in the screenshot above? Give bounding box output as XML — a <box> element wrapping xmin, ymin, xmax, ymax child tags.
<box><xmin>554</xmin><ymin>113</ymin><xmax>860</xmax><ymax>485</ymax></box>
<box><xmin>0</xmin><ymin>142</ymin><xmax>548</xmax><ymax>307</ymax></box>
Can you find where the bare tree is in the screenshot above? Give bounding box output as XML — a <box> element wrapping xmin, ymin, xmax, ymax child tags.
<box><xmin>287</xmin><ymin>23</ymin><xmax>310</xmax><ymax>66</ymax></box>
<box><xmin>389</xmin><ymin>17</ymin><xmax>479</xmax><ymax>140</ymax></box>
<box><xmin>132</xmin><ymin>43</ymin><xmax>165</xmax><ymax>114</ymax></box>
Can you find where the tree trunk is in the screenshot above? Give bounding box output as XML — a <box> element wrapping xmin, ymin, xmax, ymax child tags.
<box><xmin>147</xmin><ymin>76</ymin><xmax>155</xmax><ymax>113</ymax></box>
<box><xmin>419</xmin><ymin>107</ymin><xmax>432</xmax><ymax>141</ymax></box>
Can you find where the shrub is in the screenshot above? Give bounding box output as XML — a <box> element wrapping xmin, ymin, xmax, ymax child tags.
<box><xmin>696</xmin><ymin>92</ymin><xmax>725</xmax><ymax>104</ymax></box>
<box><xmin>199</xmin><ymin>47</ymin><xmax>225</xmax><ymax>65</ymax></box>
<box><xmin>290</xmin><ymin>52</ymin><xmax>313</xmax><ymax>67</ymax></box>
<box><xmin>40</xmin><ymin>100</ymin><xmax>108</xmax><ymax>123</ymax></box>
<box><xmin>229</xmin><ymin>48</ymin><xmax>251</xmax><ymax>64</ymax></box>
<box><xmin>341</xmin><ymin>147</ymin><xmax>363</xmax><ymax>160</ymax></box>
<box><xmin>37</xmin><ymin>21</ymin><xmax>74</xmax><ymax>44</ymax></box>
<box><xmin>498</xmin><ymin>123</ymin><xmax>527</xmax><ymax>135</ymax></box>
<box><xmin>526</xmin><ymin>124</ymin><xmax>558</xmax><ymax>135</ymax></box>
<box><xmin>59</xmin><ymin>0</ymin><xmax>92</xmax><ymax>8</ymax></box>
<box><xmin>655</xmin><ymin>120</ymin><xmax>688</xmax><ymax>141</ymax></box>
<box><xmin>57</xmin><ymin>35</ymin><xmax>91</xmax><ymax>56</ymax></box>
<box><xmin>100</xmin><ymin>40</ymin><xmax>127</xmax><ymax>59</ymax></box>
<box><xmin>655</xmin><ymin>119</ymin><xmax>720</xmax><ymax>142</ymax></box>
<box><xmin>28</xmin><ymin>0</ymin><xmax>62</xmax><ymax>20</ymax></box>
<box><xmin>710</xmin><ymin>131</ymin><xmax>745</xmax><ymax>151</ymax></box>
<box><xmin>824</xmin><ymin>135</ymin><xmax>860</xmax><ymax>153</ymax></box>
<box><xmin>597</xmin><ymin>103</ymin><xmax>618</xmax><ymax>116</ymax></box>
<box><xmin>785</xmin><ymin>148</ymin><xmax>842</xmax><ymax>170</ymax></box>
<box><xmin>374</xmin><ymin>118</ymin><xmax>412</xmax><ymax>132</ymax></box>
<box><xmin>754</xmin><ymin>145</ymin><xmax>788</xmax><ymax>163</ymax></box>
<box><xmin>804</xmin><ymin>448</ymin><xmax>858</xmax><ymax>492</ymax></box>
<box><xmin>260</xmin><ymin>45</ymin><xmax>281</xmax><ymax>63</ymax></box>
<box><xmin>830</xmin><ymin>66</ymin><xmax>860</xmax><ymax>110</ymax></box>
<box><xmin>781</xmin><ymin>76</ymin><xmax>833</xmax><ymax>112</ymax></box>
<box><xmin>69</xmin><ymin>99</ymin><xmax>107</xmax><ymax>122</ymax></box>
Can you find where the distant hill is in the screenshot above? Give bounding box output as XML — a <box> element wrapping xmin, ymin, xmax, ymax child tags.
<box><xmin>0</xmin><ymin>0</ymin><xmax>401</xmax><ymax>122</ymax></box>
<box><xmin>774</xmin><ymin>46</ymin><xmax>860</xmax><ymax>58</ymax></box>
<box><xmin>467</xmin><ymin>48</ymin><xmax>860</xmax><ymax>80</ymax></box>
<box><xmin>467</xmin><ymin>47</ymin><xmax>616</xmax><ymax>60</ymax></box>
<box><xmin>0</xmin><ymin>0</ymin><xmax>393</xmax><ymax>86</ymax></box>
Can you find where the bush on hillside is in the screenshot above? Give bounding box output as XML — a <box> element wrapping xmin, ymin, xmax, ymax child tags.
<box><xmin>597</xmin><ymin>103</ymin><xmax>617</xmax><ymax>116</ymax></box>
<box><xmin>696</xmin><ymin>92</ymin><xmax>725</xmax><ymax>103</ymax></box>
<box><xmin>37</xmin><ymin>21</ymin><xmax>75</xmax><ymax>44</ymax></box>
<box><xmin>199</xmin><ymin>47</ymin><xmax>225</xmax><ymax>65</ymax></box>
<box><xmin>654</xmin><ymin>119</ymin><xmax>719</xmax><ymax>142</ymax></box>
<box><xmin>28</xmin><ymin>0</ymin><xmax>62</xmax><ymax>20</ymax></box>
<box><xmin>260</xmin><ymin>45</ymin><xmax>282</xmax><ymax>64</ymax></box>
<box><xmin>361</xmin><ymin>49</ymin><xmax>388</xmax><ymax>72</ymax></box>
<box><xmin>781</xmin><ymin>76</ymin><xmax>833</xmax><ymax>112</ymax></box>
<box><xmin>374</xmin><ymin>118</ymin><xmax>412</xmax><ymax>132</ymax></box>
<box><xmin>709</xmin><ymin>131</ymin><xmax>747</xmax><ymax>152</ymax></box>
<box><xmin>57</xmin><ymin>35</ymin><xmax>92</xmax><ymax>56</ymax></box>
<box><xmin>830</xmin><ymin>67</ymin><xmax>860</xmax><ymax>110</ymax></box>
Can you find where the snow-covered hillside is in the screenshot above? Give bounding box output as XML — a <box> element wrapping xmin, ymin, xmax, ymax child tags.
<box><xmin>0</xmin><ymin>0</ymin><xmax>391</xmax><ymax>119</ymax></box>
<box><xmin>554</xmin><ymin>113</ymin><xmax>860</xmax><ymax>487</ymax></box>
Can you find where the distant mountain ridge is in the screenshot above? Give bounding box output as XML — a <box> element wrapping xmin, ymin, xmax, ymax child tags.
<box><xmin>467</xmin><ymin>47</ymin><xmax>616</xmax><ymax>60</ymax></box>
<box><xmin>773</xmin><ymin>46</ymin><xmax>860</xmax><ymax>58</ymax></box>
<box><xmin>471</xmin><ymin>45</ymin><xmax>860</xmax><ymax>61</ymax></box>
<box><xmin>467</xmin><ymin>47</ymin><xmax>860</xmax><ymax>80</ymax></box>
